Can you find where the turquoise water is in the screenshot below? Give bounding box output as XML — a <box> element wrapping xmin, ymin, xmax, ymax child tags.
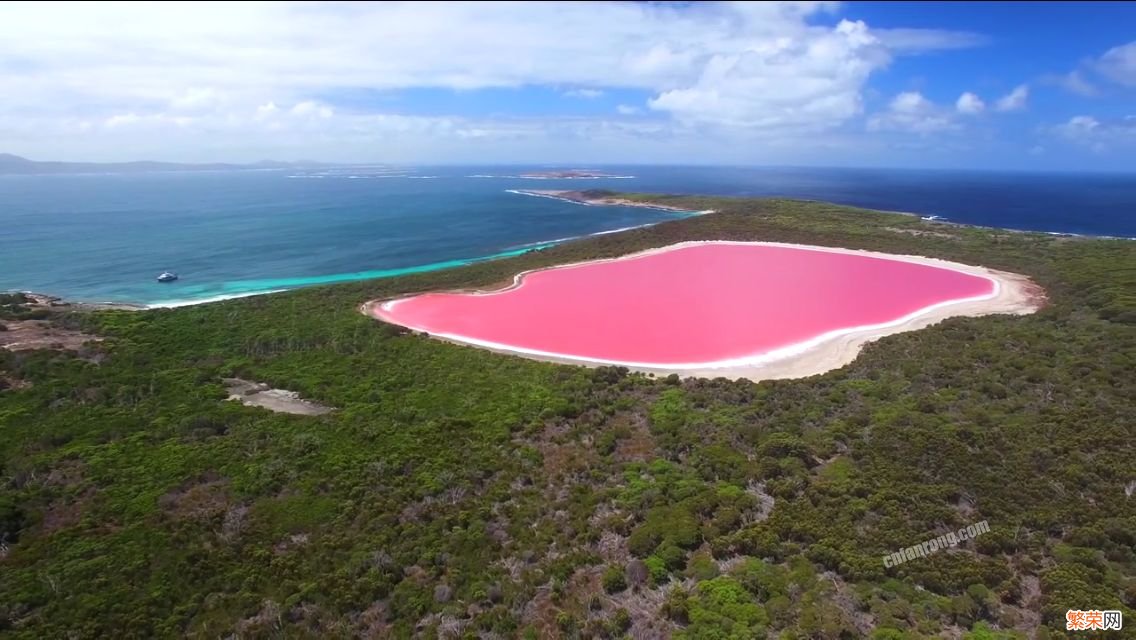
<box><xmin>3</xmin><ymin>165</ymin><xmax>1134</xmax><ymax>306</ymax></box>
<box><xmin>157</xmin><ymin>242</ymin><xmax>562</xmax><ymax>307</ymax></box>
<box><xmin>0</xmin><ymin>167</ymin><xmax>690</xmax><ymax>305</ymax></box>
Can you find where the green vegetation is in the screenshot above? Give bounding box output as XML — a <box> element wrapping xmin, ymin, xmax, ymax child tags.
<box><xmin>1</xmin><ymin>197</ymin><xmax>1134</xmax><ymax>638</ymax></box>
<box><xmin>0</xmin><ymin>293</ymin><xmax>48</xmax><ymax>322</ymax></box>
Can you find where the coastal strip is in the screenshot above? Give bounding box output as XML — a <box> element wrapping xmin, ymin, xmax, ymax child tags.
<box><xmin>506</xmin><ymin>188</ymin><xmax>715</xmax><ymax>214</ymax></box>
<box><xmin>365</xmin><ymin>241</ymin><xmax>1044</xmax><ymax>382</ymax></box>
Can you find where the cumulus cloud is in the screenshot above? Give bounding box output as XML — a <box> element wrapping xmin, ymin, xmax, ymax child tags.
<box><xmin>1054</xmin><ymin>115</ymin><xmax>1102</xmax><ymax>137</ymax></box>
<box><xmin>1044</xmin><ymin>41</ymin><xmax>1135</xmax><ymax>97</ymax></box>
<box><xmin>0</xmin><ymin>1</ymin><xmax>985</xmax><ymax>161</ymax></box>
<box><xmin>289</xmin><ymin>101</ymin><xmax>334</xmax><ymax>119</ymax></box>
<box><xmin>868</xmin><ymin>91</ymin><xmax>957</xmax><ymax>134</ymax></box>
<box><xmin>255</xmin><ymin>102</ymin><xmax>280</xmax><ymax>121</ymax></box>
<box><xmin>1049</xmin><ymin>114</ymin><xmax>1136</xmax><ymax>151</ymax></box>
<box><xmin>955</xmin><ymin>92</ymin><xmax>985</xmax><ymax>115</ymax></box>
<box><xmin>564</xmin><ymin>89</ymin><xmax>604</xmax><ymax>99</ymax></box>
<box><xmin>648</xmin><ymin>19</ymin><xmax>890</xmax><ymax>130</ymax></box>
<box><xmin>1048</xmin><ymin>70</ymin><xmax>1099</xmax><ymax>97</ymax></box>
<box><xmin>616</xmin><ymin>104</ymin><xmax>641</xmax><ymax>115</ymax></box>
<box><xmin>994</xmin><ymin>85</ymin><xmax>1029</xmax><ymax>112</ymax></box>
<box><xmin>1096</xmin><ymin>41</ymin><xmax>1136</xmax><ymax>86</ymax></box>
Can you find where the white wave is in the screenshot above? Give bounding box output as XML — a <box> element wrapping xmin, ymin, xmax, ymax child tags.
<box><xmin>504</xmin><ymin>189</ymin><xmax>592</xmax><ymax>206</ymax></box>
<box><xmin>507</xmin><ymin>235</ymin><xmax>581</xmax><ymax>249</ymax></box>
<box><xmin>517</xmin><ymin>175</ymin><xmax>636</xmax><ymax>180</ymax></box>
<box><xmin>469</xmin><ymin>174</ymin><xmax>635</xmax><ymax>180</ymax></box>
<box><xmin>147</xmin><ymin>289</ymin><xmax>287</xmax><ymax>309</ymax></box>
<box><xmin>589</xmin><ymin>223</ymin><xmax>656</xmax><ymax>236</ymax></box>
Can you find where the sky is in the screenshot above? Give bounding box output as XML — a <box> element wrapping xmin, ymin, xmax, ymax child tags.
<box><xmin>0</xmin><ymin>1</ymin><xmax>1134</xmax><ymax>170</ymax></box>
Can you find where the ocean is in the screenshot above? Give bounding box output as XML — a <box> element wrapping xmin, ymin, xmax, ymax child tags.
<box><xmin>2</xmin><ymin>165</ymin><xmax>1134</xmax><ymax>306</ymax></box>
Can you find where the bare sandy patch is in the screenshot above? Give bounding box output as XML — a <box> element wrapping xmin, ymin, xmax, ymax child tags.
<box><xmin>223</xmin><ymin>378</ymin><xmax>334</xmax><ymax>415</ymax></box>
<box><xmin>0</xmin><ymin>319</ymin><xmax>102</xmax><ymax>352</ymax></box>
<box><xmin>363</xmin><ymin>241</ymin><xmax>1045</xmax><ymax>382</ymax></box>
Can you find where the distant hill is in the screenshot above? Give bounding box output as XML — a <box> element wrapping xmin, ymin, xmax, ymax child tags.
<box><xmin>0</xmin><ymin>153</ymin><xmax>304</xmax><ymax>175</ymax></box>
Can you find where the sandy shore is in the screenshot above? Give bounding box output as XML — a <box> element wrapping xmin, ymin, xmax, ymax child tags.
<box><xmin>364</xmin><ymin>241</ymin><xmax>1045</xmax><ymax>382</ymax></box>
<box><xmin>509</xmin><ymin>189</ymin><xmax>714</xmax><ymax>214</ymax></box>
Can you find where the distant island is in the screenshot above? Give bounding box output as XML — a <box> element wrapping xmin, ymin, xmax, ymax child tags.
<box><xmin>518</xmin><ymin>169</ymin><xmax>626</xmax><ymax>179</ymax></box>
<box><xmin>0</xmin><ymin>153</ymin><xmax>308</xmax><ymax>175</ymax></box>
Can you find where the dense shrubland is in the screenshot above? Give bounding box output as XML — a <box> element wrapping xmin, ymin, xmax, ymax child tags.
<box><xmin>1</xmin><ymin>197</ymin><xmax>1133</xmax><ymax>638</ymax></box>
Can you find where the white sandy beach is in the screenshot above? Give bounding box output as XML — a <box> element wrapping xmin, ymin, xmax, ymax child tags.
<box><xmin>364</xmin><ymin>241</ymin><xmax>1045</xmax><ymax>382</ymax></box>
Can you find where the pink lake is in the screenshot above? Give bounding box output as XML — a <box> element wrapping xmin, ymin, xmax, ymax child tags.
<box><xmin>373</xmin><ymin>242</ymin><xmax>996</xmax><ymax>367</ymax></box>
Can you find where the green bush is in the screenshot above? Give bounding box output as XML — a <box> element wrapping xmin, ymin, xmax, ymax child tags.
<box><xmin>602</xmin><ymin>564</ymin><xmax>627</xmax><ymax>594</ymax></box>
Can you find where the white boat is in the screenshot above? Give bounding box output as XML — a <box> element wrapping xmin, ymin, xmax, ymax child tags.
<box><xmin>157</xmin><ymin>271</ymin><xmax>178</xmax><ymax>283</ymax></box>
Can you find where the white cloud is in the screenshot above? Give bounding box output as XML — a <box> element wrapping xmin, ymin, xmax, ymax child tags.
<box><xmin>1096</xmin><ymin>41</ymin><xmax>1136</xmax><ymax>86</ymax></box>
<box><xmin>104</xmin><ymin>112</ymin><xmax>194</xmax><ymax>129</ymax></box>
<box><xmin>255</xmin><ymin>102</ymin><xmax>280</xmax><ymax>121</ymax></box>
<box><xmin>103</xmin><ymin>113</ymin><xmax>141</xmax><ymax>129</ymax></box>
<box><xmin>616</xmin><ymin>104</ymin><xmax>641</xmax><ymax>115</ymax></box>
<box><xmin>564</xmin><ymin>89</ymin><xmax>603</xmax><ymax>99</ymax></box>
<box><xmin>891</xmin><ymin>91</ymin><xmax>933</xmax><ymax>114</ymax></box>
<box><xmin>1058</xmin><ymin>115</ymin><xmax>1100</xmax><ymax>135</ymax></box>
<box><xmin>1049</xmin><ymin>115</ymin><xmax>1136</xmax><ymax>152</ymax></box>
<box><xmin>289</xmin><ymin>101</ymin><xmax>333</xmax><ymax>119</ymax></box>
<box><xmin>169</xmin><ymin>88</ymin><xmax>225</xmax><ymax>113</ymax></box>
<box><xmin>0</xmin><ymin>1</ymin><xmax>986</xmax><ymax>161</ymax></box>
<box><xmin>872</xmin><ymin>28</ymin><xmax>988</xmax><ymax>52</ymax></box>
<box><xmin>647</xmin><ymin>19</ymin><xmax>890</xmax><ymax>131</ymax></box>
<box><xmin>994</xmin><ymin>85</ymin><xmax>1029</xmax><ymax>112</ymax></box>
<box><xmin>1049</xmin><ymin>70</ymin><xmax>1099</xmax><ymax>97</ymax></box>
<box><xmin>955</xmin><ymin>92</ymin><xmax>984</xmax><ymax>115</ymax></box>
<box><xmin>1043</xmin><ymin>42</ymin><xmax>1134</xmax><ymax>97</ymax></box>
<box><xmin>868</xmin><ymin>91</ymin><xmax>957</xmax><ymax>134</ymax></box>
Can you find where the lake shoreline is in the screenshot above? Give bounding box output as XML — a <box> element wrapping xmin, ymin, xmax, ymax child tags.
<box><xmin>365</xmin><ymin>240</ymin><xmax>1045</xmax><ymax>382</ymax></box>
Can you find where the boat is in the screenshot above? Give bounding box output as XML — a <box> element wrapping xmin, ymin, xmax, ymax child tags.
<box><xmin>157</xmin><ymin>271</ymin><xmax>178</xmax><ymax>283</ymax></box>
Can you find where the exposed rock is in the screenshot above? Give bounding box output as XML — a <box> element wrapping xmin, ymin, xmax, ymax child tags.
<box><xmin>223</xmin><ymin>378</ymin><xmax>334</xmax><ymax>416</ymax></box>
<box><xmin>626</xmin><ymin>559</ymin><xmax>649</xmax><ymax>588</ymax></box>
<box><xmin>0</xmin><ymin>319</ymin><xmax>102</xmax><ymax>352</ymax></box>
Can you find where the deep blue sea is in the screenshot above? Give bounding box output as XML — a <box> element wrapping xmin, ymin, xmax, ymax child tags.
<box><xmin>2</xmin><ymin>165</ymin><xmax>1134</xmax><ymax>306</ymax></box>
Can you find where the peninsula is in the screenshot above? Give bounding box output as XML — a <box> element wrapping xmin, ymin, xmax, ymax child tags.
<box><xmin>2</xmin><ymin>195</ymin><xmax>1131</xmax><ymax>639</ymax></box>
<box><xmin>510</xmin><ymin>188</ymin><xmax>708</xmax><ymax>213</ymax></box>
